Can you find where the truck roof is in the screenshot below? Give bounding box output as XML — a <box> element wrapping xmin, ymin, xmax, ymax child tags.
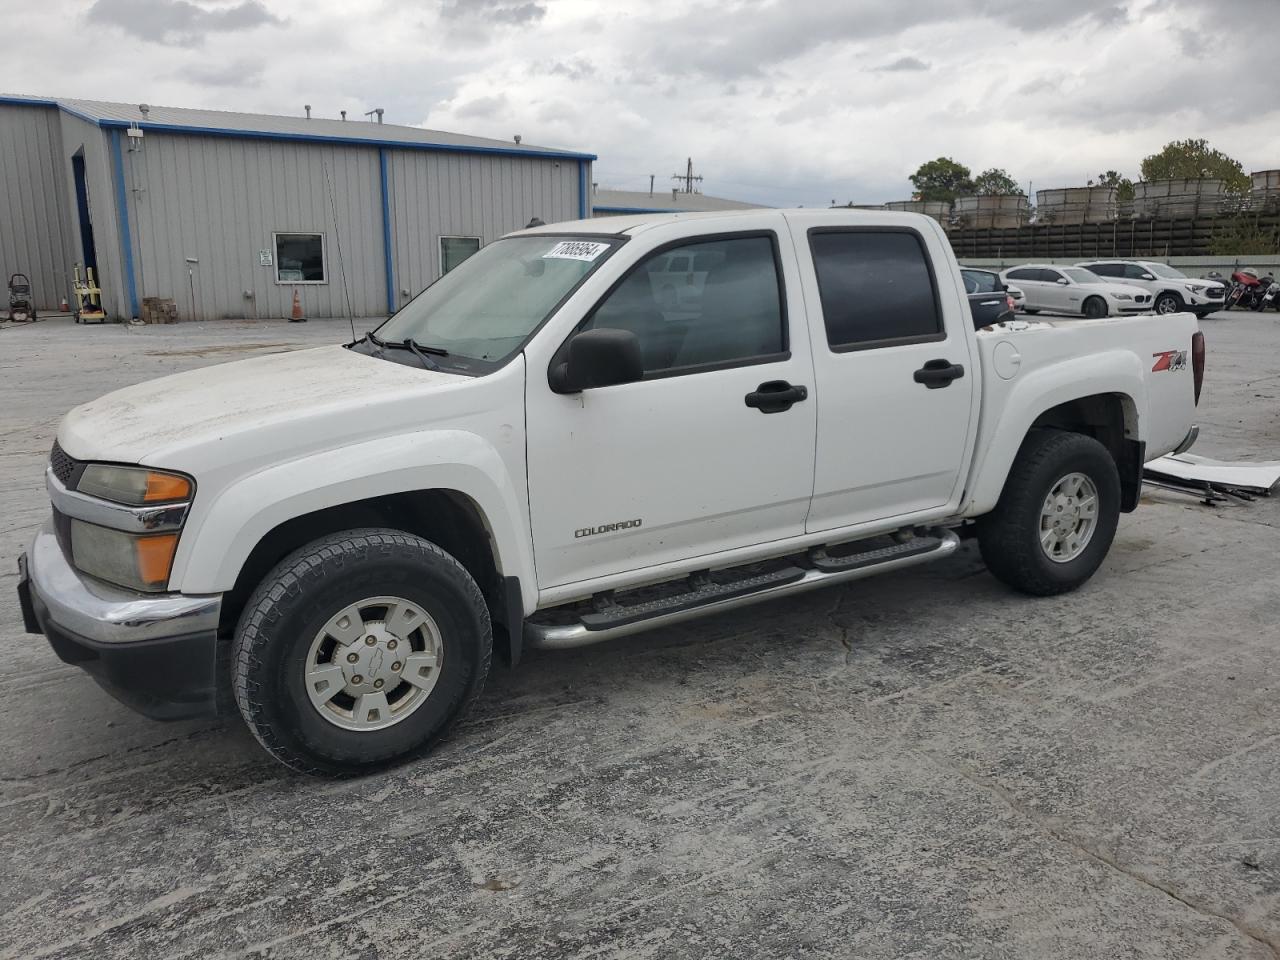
<box><xmin>510</xmin><ymin>207</ymin><xmax>935</xmax><ymax>238</ymax></box>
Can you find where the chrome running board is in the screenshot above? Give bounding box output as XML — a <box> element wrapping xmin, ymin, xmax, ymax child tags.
<box><xmin>525</xmin><ymin>529</ymin><xmax>961</xmax><ymax>650</ymax></box>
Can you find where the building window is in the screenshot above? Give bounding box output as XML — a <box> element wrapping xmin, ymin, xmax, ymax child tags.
<box><xmin>440</xmin><ymin>236</ymin><xmax>481</xmax><ymax>275</ymax></box>
<box><xmin>274</xmin><ymin>233</ymin><xmax>326</xmax><ymax>283</ymax></box>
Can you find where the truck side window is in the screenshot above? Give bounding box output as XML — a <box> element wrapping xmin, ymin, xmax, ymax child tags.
<box><xmin>583</xmin><ymin>235</ymin><xmax>785</xmax><ymax>374</ymax></box>
<box><xmin>809</xmin><ymin>230</ymin><xmax>942</xmax><ymax>350</ymax></box>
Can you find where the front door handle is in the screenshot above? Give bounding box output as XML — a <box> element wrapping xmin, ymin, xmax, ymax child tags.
<box><xmin>745</xmin><ymin>380</ymin><xmax>808</xmax><ymax>413</ymax></box>
<box><xmin>913</xmin><ymin>359</ymin><xmax>965</xmax><ymax>389</ymax></box>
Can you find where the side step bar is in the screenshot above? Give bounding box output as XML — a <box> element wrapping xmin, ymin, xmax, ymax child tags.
<box><xmin>526</xmin><ymin>529</ymin><xmax>961</xmax><ymax>650</ymax></box>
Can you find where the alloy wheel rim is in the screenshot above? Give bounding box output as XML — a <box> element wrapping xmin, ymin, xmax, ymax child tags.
<box><xmin>1039</xmin><ymin>472</ymin><xmax>1099</xmax><ymax>564</ymax></box>
<box><xmin>303</xmin><ymin>595</ymin><xmax>443</xmax><ymax>731</ymax></box>
<box><xmin>1158</xmin><ymin>298</ymin><xmax>1178</xmax><ymax>314</ymax></box>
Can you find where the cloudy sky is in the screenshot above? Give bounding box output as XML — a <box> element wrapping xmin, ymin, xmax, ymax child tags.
<box><xmin>8</xmin><ymin>0</ymin><xmax>1279</xmax><ymax>206</ymax></box>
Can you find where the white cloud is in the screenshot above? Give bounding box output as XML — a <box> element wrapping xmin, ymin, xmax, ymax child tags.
<box><xmin>8</xmin><ymin>0</ymin><xmax>1278</xmax><ymax>206</ymax></box>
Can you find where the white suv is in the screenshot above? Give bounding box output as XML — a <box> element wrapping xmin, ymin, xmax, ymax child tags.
<box><xmin>1077</xmin><ymin>260</ymin><xmax>1225</xmax><ymax>318</ymax></box>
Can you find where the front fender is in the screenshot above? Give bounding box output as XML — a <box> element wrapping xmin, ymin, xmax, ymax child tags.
<box><xmin>170</xmin><ymin>429</ymin><xmax>534</xmax><ymax>610</ymax></box>
<box><xmin>963</xmin><ymin>349</ymin><xmax>1147</xmax><ymax>516</ymax></box>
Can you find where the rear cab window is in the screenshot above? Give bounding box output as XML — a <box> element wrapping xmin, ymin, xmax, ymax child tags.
<box><xmin>807</xmin><ymin>229</ymin><xmax>944</xmax><ymax>350</ymax></box>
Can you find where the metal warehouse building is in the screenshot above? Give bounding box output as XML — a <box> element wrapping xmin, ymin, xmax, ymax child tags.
<box><xmin>0</xmin><ymin>95</ymin><xmax>594</xmax><ymax>320</ymax></box>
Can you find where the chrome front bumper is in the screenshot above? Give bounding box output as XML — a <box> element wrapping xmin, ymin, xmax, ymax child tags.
<box><xmin>19</xmin><ymin>522</ymin><xmax>224</xmax><ymax>719</ymax></box>
<box><xmin>24</xmin><ymin>521</ymin><xmax>220</xmax><ymax>644</ymax></box>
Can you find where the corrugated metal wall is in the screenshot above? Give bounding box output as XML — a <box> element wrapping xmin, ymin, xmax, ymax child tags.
<box><xmin>386</xmin><ymin>151</ymin><xmax>583</xmax><ymax>312</ymax></box>
<box><xmin>0</xmin><ymin>101</ymin><xmax>589</xmax><ymax>321</ymax></box>
<box><xmin>122</xmin><ymin>134</ymin><xmax>384</xmax><ymax>321</ymax></box>
<box><xmin>0</xmin><ymin>104</ymin><xmax>73</xmax><ymax>309</ymax></box>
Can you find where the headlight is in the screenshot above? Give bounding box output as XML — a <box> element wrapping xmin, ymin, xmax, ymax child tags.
<box><xmin>70</xmin><ymin>520</ymin><xmax>179</xmax><ymax>592</ymax></box>
<box><xmin>1111</xmin><ymin>293</ymin><xmax>1133</xmax><ymax>300</ymax></box>
<box><xmin>1185</xmin><ymin>283</ymin><xmax>1206</xmax><ymax>294</ymax></box>
<box><xmin>77</xmin><ymin>464</ymin><xmax>192</xmax><ymax>505</ymax></box>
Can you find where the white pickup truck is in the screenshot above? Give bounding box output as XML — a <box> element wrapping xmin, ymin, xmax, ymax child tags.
<box><xmin>18</xmin><ymin>210</ymin><xmax>1204</xmax><ymax>775</ymax></box>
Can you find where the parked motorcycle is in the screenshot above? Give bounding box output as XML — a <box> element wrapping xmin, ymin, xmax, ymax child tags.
<box><xmin>1259</xmin><ymin>279</ymin><xmax>1280</xmax><ymax>312</ymax></box>
<box><xmin>1224</xmin><ymin>269</ymin><xmax>1264</xmax><ymax>310</ymax></box>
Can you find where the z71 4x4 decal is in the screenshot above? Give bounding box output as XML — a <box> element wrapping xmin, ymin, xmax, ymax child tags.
<box><xmin>1152</xmin><ymin>350</ymin><xmax>1188</xmax><ymax>372</ymax></box>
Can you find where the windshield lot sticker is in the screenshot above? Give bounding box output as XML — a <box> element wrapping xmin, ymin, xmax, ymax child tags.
<box><xmin>543</xmin><ymin>241</ymin><xmax>610</xmax><ymax>262</ymax></box>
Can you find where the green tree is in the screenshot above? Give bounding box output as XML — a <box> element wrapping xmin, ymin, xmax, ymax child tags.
<box><xmin>910</xmin><ymin>157</ymin><xmax>973</xmax><ymax>203</ymax></box>
<box><xmin>972</xmin><ymin>168</ymin><xmax>1022</xmax><ymax>196</ymax></box>
<box><xmin>1140</xmin><ymin>139</ymin><xmax>1250</xmax><ymax>193</ymax></box>
<box><xmin>1089</xmin><ymin>169</ymin><xmax>1135</xmax><ymax>204</ymax></box>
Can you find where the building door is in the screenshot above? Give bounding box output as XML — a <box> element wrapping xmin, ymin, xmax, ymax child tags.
<box><xmin>71</xmin><ymin>150</ymin><xmax>98</xmax><ymax>277</ymax></box>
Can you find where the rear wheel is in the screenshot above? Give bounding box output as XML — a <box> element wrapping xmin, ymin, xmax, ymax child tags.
<box><xmin>978</xmin><ymin>430</ymin><xmax>1120</xmax><ymax>596</ymax></box>
<box><xmin>1082</xmin><ymin>296</ymin><xmax>1108</xmax><ymax>319</ymax></box>
<box><xmin>1154</xmin><ymin>292</ymin><xmax>1182</xmax><ymax>315</ymax></box>
<box><xmin>232</xmin><ymin>529</ymin><xmax>491</xmax><ymax>776</ymax></box>
<box><xmin>1023</xmin><ymin>308</ymin><xmax>1040</xmax><ymax>315</ymax></box>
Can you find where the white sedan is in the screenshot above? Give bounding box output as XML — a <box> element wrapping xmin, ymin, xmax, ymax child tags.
<box><xmin>1000</xmin><ymin>264</ymin><xmax>1153</xmax><ymax>318</ymax></box>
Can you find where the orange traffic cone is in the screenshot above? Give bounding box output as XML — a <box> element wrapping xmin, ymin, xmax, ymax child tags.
<box><xmin>289</xmin><ymin>288</ymin><xmax>306</xmax><ymax>323</ymax></box>
<box><xmin>59</xmin><ymin>296</ymin><xmax>69</xmax><ymax>312</ymax></box>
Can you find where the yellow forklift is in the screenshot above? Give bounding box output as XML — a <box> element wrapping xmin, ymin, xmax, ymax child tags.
<box><xmin>72</xmin><ymin>265</ymin><xmax>107</xmax><ymax>323</ymax></box>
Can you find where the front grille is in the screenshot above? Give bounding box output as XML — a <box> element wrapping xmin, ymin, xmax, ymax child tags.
<box><xmin>1135</xmin><ymin>294</ymin><xmax>1150</xmax><ymax>303</ymax></box>
<box><xmin>1207</xmin><ymin>287</ymin><xmax>1224</xmax><ymax>299</ymax></box>
<box><xmin>50</xmin><ymin>441</ymin><xmax>77</xmax><ymax>485</ymax></box>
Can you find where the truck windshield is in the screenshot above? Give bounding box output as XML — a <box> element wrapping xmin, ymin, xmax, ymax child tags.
<box><xmin>373</xmin><ymin>235</ymin><xmax>620</xmax><ymax>368</ymax></box>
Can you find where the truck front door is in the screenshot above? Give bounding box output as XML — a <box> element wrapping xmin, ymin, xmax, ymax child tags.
<box><xmin>524</xmin><ymin>229</ymin><xmax>817</xmax><ymax>590</ymax></box>
<box><xmin>785</xmin><ymin>214</ymin><xmax>979</xmax><ymax>533</ymax></box>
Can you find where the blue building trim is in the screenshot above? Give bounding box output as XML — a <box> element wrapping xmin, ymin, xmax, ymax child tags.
<box><xmin>109</xmin><ymin>129</ymin><xmax>140</xmax><ymax>319</ymax></box>
<box><xmin>578</xmin><ymin>160</ymin><xmax>589</xmax><ymax>219</ymax></box>
<box><xmin>0</xmin><ymin>95</ymin><xmax>58</xmax><ymax>108</ymax></box>
<box><xmin>1</xmin><ymin>97</ymin><xmax>597</xmax><ymax>160</ymax></box>
<box><xmin>379</xmin><ymin>148</ymin><xmax>395</xmax><ymax>315</ymax></box>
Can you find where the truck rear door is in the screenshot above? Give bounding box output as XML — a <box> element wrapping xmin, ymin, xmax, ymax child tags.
<box><xmin>784</xmin><ymin>213</ymin><xmax>980</xmax><ymax>533</ymax></box>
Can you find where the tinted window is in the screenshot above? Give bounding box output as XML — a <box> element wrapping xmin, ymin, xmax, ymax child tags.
<box><xmin>1039</xmin><ymin>269</ymin><xmax>1065</xmax><ymax>283</ymax></box>
<box><xmin>1087</xmin><ymin>262</ymin><xmax>1121</xmax><ymax>277</ymax></box>
<box><xmin>961</xmin><ymin>269</ymin><xmax>1002</xmax><ymax>294</ymax></box>
<box><xmin>810</xmin><ymin>231</ymin><xmax>942</xmax><ymax>349</ymax></box>
<box><xmin>1006</xmin><ymin>268</ymin><xmax>1039</xmax><ymax>281</ymax></box>
<box><xmin>1123</xmin><ymin>264</ymin><xmax>1151</xmax><ymax>279</ymax></box>
<box><xmin>584</xmin><ymin>235</ymin><xmax>784</xmax><ymax>374</ymax></box>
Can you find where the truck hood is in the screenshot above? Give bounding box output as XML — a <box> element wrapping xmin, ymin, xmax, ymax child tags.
<box><xmin>59</xmin><ymin>345</ymin><xmax>468</xmax><ymax>465</ymax></box>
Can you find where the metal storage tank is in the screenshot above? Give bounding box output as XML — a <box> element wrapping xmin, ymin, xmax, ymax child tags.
<box><xmin>1132</xmin><ymin>179</ymin><xmax>1226</xmax><ymax>219</ymax></box>
<box><xmin>884</xmin><ymin>200</ymin><xmax>951</xmax><ymax>223</ymax></box>
<box><xmin>1035</xmin><ymin>186</ymin><xmax>1116</xmax><ymax>224</ymax></box>
<box><xmin>953</xmin><ymin>194</ymin><xmax>1028</xmax><ymax>228</ymax></box>
<box><xmin>1251</xmin><ymin>170</ymin><xmax>1280</xmax><ymax>208</ymax></box>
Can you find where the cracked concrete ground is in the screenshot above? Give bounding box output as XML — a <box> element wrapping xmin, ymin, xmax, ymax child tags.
<box><xmin>1</xmin><ymin>311</ymin><xmax>1278</xmax><ymax>959</ymax></box>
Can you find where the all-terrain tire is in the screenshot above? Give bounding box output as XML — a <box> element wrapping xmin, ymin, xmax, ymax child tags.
<box><xmin>977</xmin><ymin>430</ymin><xmax>1120</xmax><ymax>596</ymax></box>
<box><xmin>232</xmin><ymin>528</ymin><xmax>491</xmax><ymax>776</ymax></box>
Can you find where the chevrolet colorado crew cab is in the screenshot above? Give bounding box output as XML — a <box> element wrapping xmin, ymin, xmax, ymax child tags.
<box><xmin>18</xmin><ymin>210</ymin><xmax>1205</xmax><ymax>776</ymax></box>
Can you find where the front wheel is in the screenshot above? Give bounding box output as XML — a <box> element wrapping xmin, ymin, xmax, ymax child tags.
<box><xmin>1154</xmin><ymin>292</ymin><xmax>1182</xmax><ymax>315</ymax></box>
<box><xmin>1082</xmin><ymin>297</ymin><xmax>1108</xmax><ymax>319</ymax></box>
<box><xmin>978</xmin><ymin>430</ymin><xmax>1120</xmax><ymax>596</ymax></box>
<box><xmin>232</xmin><ymin>529</ymin><xmax>492</xmax><ymax>776</ymax></box>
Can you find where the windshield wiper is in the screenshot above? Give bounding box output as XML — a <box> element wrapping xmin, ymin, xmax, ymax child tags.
<box><xmin>389</xmin><ymin>337</ymin><xmax>448</xmax><ymax>370</ymax></box>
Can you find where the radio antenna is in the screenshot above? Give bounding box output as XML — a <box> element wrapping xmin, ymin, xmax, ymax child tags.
<box><xmin>323</xmin><ymin>159</ymin><xmax>358</xmax><ymax>342</ymax></box>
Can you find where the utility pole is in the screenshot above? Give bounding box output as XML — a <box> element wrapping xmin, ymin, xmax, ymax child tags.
<box><xmin>671</xmin><ymin>158</ymin><xmax>703</xmax><ymax>194</ymax></box>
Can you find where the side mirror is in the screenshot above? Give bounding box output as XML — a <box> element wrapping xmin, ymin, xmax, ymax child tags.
<box><xmin>550</xmin><ymin>328</ymin><xmax>644</xmax><ymax>394</ymax></box>
<box><xmin>1056</xmin><ymin>278</ymin><xmax>1069</xmax><ymax>285</ymax></box>
<box><xmin>1140</xmin><ymin>273</ymin><xmax>1155</xmax><ymax>281</ymax></box>
<box><xmin>1000</xmin><ymin>283</ymin><xmax>1009</xmax><ymax>292</ymax></box>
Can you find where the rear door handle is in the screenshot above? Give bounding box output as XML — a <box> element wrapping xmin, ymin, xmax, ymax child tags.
<box><xmin>745</xmin><ymin>380</ymin><xmax>808</xmax><ymax>413</ymax></box>
<box><xmin>913</xmin><ymin>359</ymin><xmax>965</xmax><ymax>389</ymax></box>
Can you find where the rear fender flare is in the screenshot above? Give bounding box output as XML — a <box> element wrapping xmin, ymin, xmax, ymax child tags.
<box><xmin>963</xmin><ymin>351</ymin><xmax>1146</xmax><ymax>516</ymax></box>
